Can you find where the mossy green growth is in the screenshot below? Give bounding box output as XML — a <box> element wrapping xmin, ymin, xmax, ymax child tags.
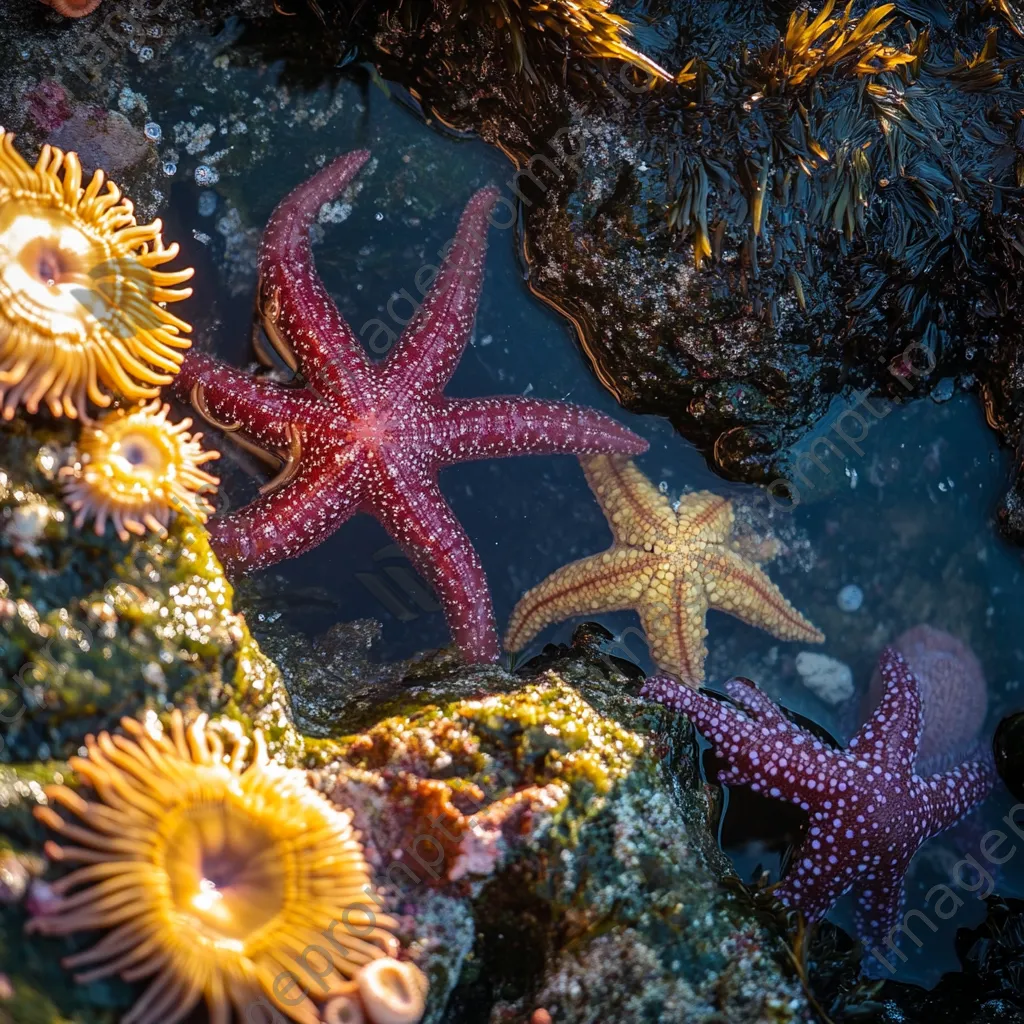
<box><xmin>334</xmin><ymin>671</ymin><xmax>645</xmax><ymax>829</ymax></box>
<box><xmin>456</xmin><ymin>678</ymin><xmax>644</xmax><ymax>802</ymax></box>
<box><xmin>0</xmin><ymin>418</ymin><xmax>287</xmax><ymax>762</ymax></box>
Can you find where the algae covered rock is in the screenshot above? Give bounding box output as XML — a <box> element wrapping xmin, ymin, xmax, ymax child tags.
<box><xmin>0</xmin><ymin>419</ymin><xmax>286</xmax><ymax>764</ymax></box>
<box><xmin>0</xmin><ymin>420</ymin><xmax>809</xmax><ymax>1023</ymax></box>
<box><xmin>288</xmin><ymin>630</ymin><xmax>812</xmax><ymax>1024</ymax></box>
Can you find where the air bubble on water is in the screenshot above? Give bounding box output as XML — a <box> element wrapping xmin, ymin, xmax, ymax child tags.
<box><xmin>144</xmin><ymin>122</ymin><xmax>162</xmax><ymax>142</ymax></box>
<box><xmin>837</xmin><ymin>584</ymin><xmax>863</xmax><ymax>613</ymax></box>
<box><xmin>162</xmin><ymin>161</ymin><xmax>177</xmax><ymax>176</ymax></box>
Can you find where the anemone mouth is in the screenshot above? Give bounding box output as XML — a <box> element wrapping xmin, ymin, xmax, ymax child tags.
<box><xmin>20</xmin><ymin>235</ymin><xmax>82</xmax><ymax>289</ymax></box>
<box><xmin>107</xmin><ymin>428</ymin><xmax>179</xmax><ymax>487</ymax></box>
<box><xmin>27</xmin><ymin>711</ymin><xmax>419</xmax><ymax>1024</ymax></box>
<box><xmin>0</xmin><ymin>130</ymin><xmax>194</xmax><ymax>419</ymax></box>
<box><xmin>60</xmin><ymin>400</ymin><xmax>220</xmax><ymax>540</ymax></box>
<box><xmin>163</xmin><ymin>796</ymin><xmax>288</xmax><ymax>946</ymax></box>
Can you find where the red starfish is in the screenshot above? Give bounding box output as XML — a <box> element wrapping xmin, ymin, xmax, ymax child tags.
<box><xmin>174</xmin><ymin>150</ymin><xmax>647</xmax><ymax>663</ymax></box>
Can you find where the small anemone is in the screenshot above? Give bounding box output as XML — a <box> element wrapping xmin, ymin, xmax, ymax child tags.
<box><xmin>357</xmin><ymin>958</ymin><xmax>428</xmax><ymax>1024</ymax></box>
<box><xmin>59</xmin><ymin>399</ymin><xmax>220</xmax><ymax>541</ymax></box>
<box><xmin>320</xmin><ymin>958</ymin><xmax>427</xmax><ymax>1024</ymax></box>
<box><xmin>28</xmin><ymin>710</ymin><xmax>423</xmax><ymax>1024</ymax></box>
<box><xmin>0</xmin><ymin>129</ymin><xmax>193</xmax><ymax>419</ymax></box>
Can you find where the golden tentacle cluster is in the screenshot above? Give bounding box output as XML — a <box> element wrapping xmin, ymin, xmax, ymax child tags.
<box><xmin>59</xmin><ymin>399</ymin><xmax>220</xmax><ymax>540</ymax></box>
<box><xmin>0</xmin><ymin>128</ymin><xmax>193</xmax><ymax>419</ymax></box>
<box><xmin>0</xmin><ymin>129</ymin><xmax>222</xmax><ymax>540</ymax></box>
<box><xmin>29</xmin><ymin>711</ymin><xmax>427</xmax><ymax>1024</ymax></box>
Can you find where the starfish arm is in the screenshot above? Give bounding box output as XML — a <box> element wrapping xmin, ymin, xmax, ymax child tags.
<box><xmin>370</xmin><ymin>465</ymin><xmax>499</xmax><ymax>663</ymax></box>
<box><xmin>852</xmin><ymin>862</ymin><xmax>910</xmax><ymax>969</ymax></box>
<box><xmin>702</xmin><ymin>548</ymin><xmax>824</xmax><ymax>644</ymax></box>
<box><xmin>677</xmin><ymin>490</ymin><xmax>735</xmax><ymax>543</ymax></box>
<box><xmin>257</xmin><ymin>150</ymin><xmax>375</xmax><ymax>407</ymax></box>
<box><xmin>773</xmin><ymin>835</ymin><xmax>860</xmax><ymax>925</ymax></box>
<box><xmin>380</xmin><ymin>187</ymin><xmax>499</xmax><ymax>397</ymax></box>
<box><xmin>723</xmin><ymin>677</ymin><xmax>800</xmax><ymax>732</ymax></box>
<box><xmin>640</xmin><ymin>676</ymin><xmax>824</xmax><ymax>791</ymax></box>
<box><xmin>579</xmin><ymin>455</ymin><xmax>677</xmax><ymax>546</ymax></box>
<box><xmin>919</xmin><ymin>754</ymin><xmax>997</xmax><ymax>837</ymax></box>
<box><xmin>505</xmin><ymin>548</ymin><xmax>661</xmax><ymax>652</ymax></box>
<box><xmin>438</xmin><ymin>398</ymin><xmax>648</xmax><ymax>464</ymax></box>
<box><xmin>206</xmin><ymin>453</ymin><xmax>364</xmax><ymax>572</ymax></box>
<box><xmin>848</xmin><ymin>648</ymin><xmax>923</xmax><ymax>773</ymax></box>
<box><xmin>638</xmin><ymin>575</ymin><xmax>711</xmax><ymax>684</ymax></box>
<box><xmin>173</xmin><ymin>352</ymin><xmax>310</xmax><ymax>450</ymax></box>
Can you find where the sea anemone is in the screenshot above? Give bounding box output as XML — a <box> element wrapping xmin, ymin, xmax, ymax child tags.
<box><xmin>28</xmin><ymin>710</ymin><xmax>427</xmax><ymax>1024</ymax></box>
<box><xmin>0</xmin><ymin>129</ymin><xmax>193</xmax><ymax>420</ymax></box>
<box><xmin>321</xmin><ymin>960</ymin><xmax>429</xmax><ymax>1024</ymax></box>
<box><xmin>60</xmin><ymin>399</ymin><xmax>220</xmax><ymax>541</ymax></box>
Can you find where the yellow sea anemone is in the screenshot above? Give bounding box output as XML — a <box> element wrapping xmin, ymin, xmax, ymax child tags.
<box><xmin>0</xmin><ymin>128</ymin><xmax>193</xmax><ymax>420</ymax></box>
<box><xmin>60</xmin><ymin>399</ymin><xmax>220</xmax><ymax>541</ymax></box>
<box><xmin>28</xmin><ymin>710</ymin><xmax>428</xmax><ymax>1024</ymax></box>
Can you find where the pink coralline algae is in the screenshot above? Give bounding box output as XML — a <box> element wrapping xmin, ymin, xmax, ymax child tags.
<box><xmin>867</xmin><ymin>625</ymin><xmax>988</xmax><ymax>775</ymax></box>
<box><xmin>175</xmin><ymin>150</ymin><xmax>647</xmax><ymax>663</ymax></box>
<box><xmin>641</xmin><ymin>647</ymin><xmax>996</xmax><ymax>962</ymax></box>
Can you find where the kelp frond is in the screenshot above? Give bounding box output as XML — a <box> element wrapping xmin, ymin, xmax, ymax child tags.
<box><xmin>755</xmin><ymin>0</ymin><xmax>917</xmax><ymax>93</ymax></box>
<box><xmin>524</xmin><ymin>0</ymin><xmax>672</xmax><ymax>82</ymax></box>
<box><xmin>823</xmin><ymin>142</ymin><xmax>872</xmax><ymax>240</ymax></box>
<box><xmin>668</xmin><ymin>158</ymin><xmax>713</xmax><ymax>267</ymax></box>
<box><xmin>394</xmin><ymin>0</ymin><xmax>673</xmax><ymax>84</ymax></box>
<box><xmin>935</xmin><ymin>27</ymin><xmax>1005</xmax><ymax>91</ymax></box>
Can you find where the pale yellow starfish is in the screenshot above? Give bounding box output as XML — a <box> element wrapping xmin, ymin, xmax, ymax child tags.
<box><xmin>505</xmin><ymin>455</ymin><xmax>824</xmax><ymax>684</ymax></box>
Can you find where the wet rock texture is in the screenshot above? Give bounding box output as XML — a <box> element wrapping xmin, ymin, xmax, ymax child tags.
<box><xmin>0</xmin><ymin>420</ymin><xmax>284</xmax><ymax>765</ymax></box>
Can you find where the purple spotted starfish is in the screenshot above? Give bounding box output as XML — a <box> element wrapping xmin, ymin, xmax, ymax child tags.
<box><xmin>174</xmin><ymin>150</ymin><xmax>647</xmax><ymax>663</ymax></box>
<box><xmin>641</xmin><ymin>648</ymin><xmax>995</xmax><ymax>960</ymax></box>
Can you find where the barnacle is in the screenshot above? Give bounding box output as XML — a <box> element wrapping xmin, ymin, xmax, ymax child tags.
<box><xmin>0</xmin><ymin>129</ymin><xmax>193</xmax><ymax>420</ymax></box>
<box><xmin>59</xmin><ymin>400</ymin><xmax>220</xmax><ymax>541</ymax></box>
<box><xmin>754</xmin><ymin>0</ymin><xmax>917</xmax><ymax>93</ymax></box>
<box><xmin>28</xmin><ymin>710</ymin><xmax>427</xmax><ymax>1024</ymax></box>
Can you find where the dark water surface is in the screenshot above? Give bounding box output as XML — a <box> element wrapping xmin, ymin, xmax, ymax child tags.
<box><xmin>118</xmin><ymin>20</ymin><xmax>1023</xmax><ymax>988</ymax></box>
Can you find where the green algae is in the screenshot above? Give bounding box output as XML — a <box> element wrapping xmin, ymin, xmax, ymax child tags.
<box><xmin>0</xmin><ymin>419</ymin><xmax>287</xmax><ymax>764</ymax></box>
